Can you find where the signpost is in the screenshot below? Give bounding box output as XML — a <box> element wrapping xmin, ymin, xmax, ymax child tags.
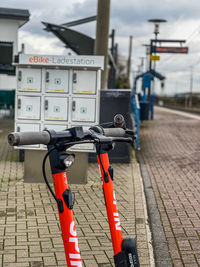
<box><xmin>150</xmin><ymin>55</ymin><xmax>160</xmax><ymax>61</ymax></box>
<box><xmin>152</xmin><ymin>46</ymin><xmax>188</xmax><ymax>54</ymax></box>
<box><xmin>148</xmin><ymin>38</ymin><xmax>188</xmax><ymax>120</ymax></box>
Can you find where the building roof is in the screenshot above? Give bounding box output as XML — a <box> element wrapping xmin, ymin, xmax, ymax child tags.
<box><xmin>0</xmin><ymin>7</ymin><xmax>30</xmax><ymax>27</ymax></box>
<box><xmin>42</xmin><ymin>21</ymin><xmax>94</xmax><ymax>55</ymax></box>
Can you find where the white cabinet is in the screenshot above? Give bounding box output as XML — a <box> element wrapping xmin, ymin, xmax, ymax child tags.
<box><xmin>72</xmin><ymin>70</ymin><xmax>97</xmax><ymax>94</ymax></box>
<box><xmin>45</xmin><ymin>69</ymin><xmax>69</xmax><ymax>93</ymax></box>
<box><xmin>18</xmin><ymin>68</ymin><xmax>41</xmax><ymax>92</ymax></box>
<box><xmin>16</xmin><ymin>123</ymin><xmax>40</xmax><ymax>148</ymax></box>
<box><xmin>44</xmin><ymin>97</ymin><xmax>68</xmax><ymax>121</ymax></box>
<box><xmin>17</xmin><ymin>96</ymin><xmax>41</xmax><ymax>120</ymax></box>
<box><xmin>15</xmin><ymin>54</ymin><xmax>103</xmax><ymax>152</ymax></box>
<box><xmin>71</xmin><ymin>97</ymin><xmax>96</xmax><ymax>122</ymax></box>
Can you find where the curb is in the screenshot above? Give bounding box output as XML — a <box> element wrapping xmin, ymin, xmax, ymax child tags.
<box><xmin>137</xmin><ymin>152</ymin><xmax>172</xmax><ymax>267</ymax></box>
<box><xmin>134</xmin><ymin>160</ymin><xmax>155</xmax><ymax>267</ymax></box>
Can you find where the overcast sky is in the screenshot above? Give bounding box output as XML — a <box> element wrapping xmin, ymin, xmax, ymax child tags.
<box><xmin>1</xmin><ymin>0</ymin><xmax>200</xmax><ymax>95</ymax></box>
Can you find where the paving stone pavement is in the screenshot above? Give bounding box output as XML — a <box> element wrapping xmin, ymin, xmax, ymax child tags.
<box><xmin>0</xmin><ymin>118</ymin><xmax>153</xmax><ymax>267</ymax></box>
<box><xmin>140</xmin><ymin>107</ymin><xmax>200</xmax><ymax>267</ymax></box>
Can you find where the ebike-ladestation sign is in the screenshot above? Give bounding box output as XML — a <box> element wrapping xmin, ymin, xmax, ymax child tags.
<box><xmin>15</xmin><ymin>54</ymin><xmax>104</xmax><ymax>152</ymax></box>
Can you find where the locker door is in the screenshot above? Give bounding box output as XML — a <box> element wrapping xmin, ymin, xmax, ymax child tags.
<box><xmin>71</xmin><ymin>98</ymin><xmax>96</xmax><ymax>122</ymax></box>
<box><xmin>44</xmin><ymin>97</ymin><xmax>68</xmax><ymax>121</ymax></box>
<box><xmin>17</xmin><ymin>96</ymin><xmax>40</xmax><ymax>120</ymax></box>
<box><xmin>72</xmin><ymin>70</ymin><xmax>97</xmax><ymax>94</ymax></box>
<box><xmin>18</xmin><ymin>68</ymin><xmax>41</xmax><ymax>92</ymax></box>
<box><xmin>16</xmin><ymin>123</ymin><xmax>40</xmax><ymax>148</ymax></box>
<box><xmin>45</xmin><ymin>69</ymin><xmax>69</xmax><ymax>93</ymax></box>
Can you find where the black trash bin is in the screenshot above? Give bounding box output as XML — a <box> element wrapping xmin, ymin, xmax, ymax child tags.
<box><xmin>89</xmin><ymin>89</ymin><xmax>133</xmax><ymax>163</ymax></box>
<box><xmin>140</xmin><ymin>101</ymin><xmax>149</xmax><ymax>121</ymax></box>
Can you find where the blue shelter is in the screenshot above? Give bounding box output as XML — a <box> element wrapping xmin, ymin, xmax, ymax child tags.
<box><xmin>131</xmin><ymin>70</ymin><xmax>165</xmax><ymax>150</ymax></box>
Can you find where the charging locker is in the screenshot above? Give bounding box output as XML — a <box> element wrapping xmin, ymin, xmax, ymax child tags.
<box><xmin>16</xmin><ymin>123</ymin><xmax>40</xmax><ymax>148</ymax></box>
<box><xmin>18</xmin><ymin>68</ymin><xmax>41</xmax><ymax>92</ymax></box>
<box><xmin>72</xmin><ymin>70</ymin><xmax>97</xmax><ymax>94</ymax></box>
<box><xmin>71</xmin><ymin>97</ymin><xmax>96</xmax><ymax>122</ymax></box>
<box><xmin>17</xmin><ymin>96</ymin><xmax>41</xmax><ymax>120</ymax></box>
<box><xmin>45</xmin><ymin>69</ymin><xmax>69</xmax><ymax>93</ymax></box>
<box><xmin>44</xmin><ymin>97</ymin><xmax>68</xmax><ymax>121</ymax></box>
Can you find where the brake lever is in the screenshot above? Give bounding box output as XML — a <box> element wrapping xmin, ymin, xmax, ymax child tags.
<box><xmin>111</xmin><ymin>137</ymin><xmax>133</xmax><ymax>143</ymax></box>
<box><xmin>125</xmin><ymin>129</ymin><xmax>135</xmax><ymax>137</ymax></box>
<box><xmin>99</xmin><ymin>122</ymin><xmax>114</xmax><ymax>128</ymax></box>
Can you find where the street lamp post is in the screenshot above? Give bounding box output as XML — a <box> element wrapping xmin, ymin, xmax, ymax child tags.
<box><xmin>148</xmin><ymin>18</ymin><xmax>167</xmax><ymax>119</ymax></box>
<box><xmin>148</xmin><ymin>19</ymin><xmax>167</xmax><ymax>71</ymax></box>
<box><xmin>142</xmin><ymin>44</ymin><xmax>151</xmax><ymax>72</ymax></box>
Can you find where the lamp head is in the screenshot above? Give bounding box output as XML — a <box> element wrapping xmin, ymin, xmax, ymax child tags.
<box><xmin>148</xmin><ymin>19</ymin><xmax>167</xmax><ymax>35</ymax></box>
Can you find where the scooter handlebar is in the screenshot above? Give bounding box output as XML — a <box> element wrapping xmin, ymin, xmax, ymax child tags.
<box><xmin>8</xmin><ymin>114</ymin><xmax>134</xmax><ymax>147</ymax></box>
<box><xmin>8</xmin><ymin>128</ymin><xmax>130</xmax><ymax>147</ymax></box>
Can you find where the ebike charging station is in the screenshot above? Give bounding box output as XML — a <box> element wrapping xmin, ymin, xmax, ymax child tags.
<box><xmin>14</xmin><ymin>54</ymin><xmax>104</xmax><ymax>183</ymax></box>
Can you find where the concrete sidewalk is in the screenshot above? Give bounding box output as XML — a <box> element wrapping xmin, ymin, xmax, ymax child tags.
<box><xmin>0</xmin><ymin>119</ymin><xmax>153</xmax><ymax>267</ymax></box>
<box><xmin>140</xmin><ymin>107</ymin><xmax>200</xmax><ymax>267</ymax></box>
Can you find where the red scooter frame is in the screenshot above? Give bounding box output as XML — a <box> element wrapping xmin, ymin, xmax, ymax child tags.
<box><xmin>47</xmin><ymin>142</ymin><xmax>139</xmax><ymax>267</ymax></box>
<box><xmin>96</xmin><ymin>144</ymin><xmax>140</xmax><ymax>266</ymax></box>
<box><xmin>47</xmin><ymin>147</ymin><xmax>82</xmax><ymax>267</ymax></box>
<box><xmin>97</xmin><ymin>151</ymin><xmax>123</xmax><ymax>255</ymax></box>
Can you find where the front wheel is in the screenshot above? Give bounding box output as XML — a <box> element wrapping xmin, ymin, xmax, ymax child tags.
<box><xmin>114</xmin><ymin>237</ymin><xmax>140</xmax><ymax>267</ymax></box>
<box><xmin>122</xmin><ymin>237</ymin><xmax>140</xmax><ymax>267</ymax></box>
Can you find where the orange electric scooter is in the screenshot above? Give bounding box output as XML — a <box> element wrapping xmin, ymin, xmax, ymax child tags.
<box><xmin>8</xmin><ymin>115</ymin><xmax>140</xmax><ymax>267</ymax></box>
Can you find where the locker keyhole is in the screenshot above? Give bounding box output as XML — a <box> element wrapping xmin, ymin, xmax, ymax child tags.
<box><xmin>45</xmin><ymin>100</ymin><xmax>48</xmax><ymax>110</ymax></box>
<box><xmin>72</xmin><ymin>101</ymin><xmax>76</xmax><ymax>111</ymax></box>
<box><xmin>80</xmin><ymin>107</ymin><xmax>87</xmax><ymax>114</ymax></box>
<box><xmin>46</xmin><ymin>72</ymin><xmax>50</xmax><ymax>83</ymax></box>
<box><xmin>18</xmin><ymin>71</ymin><xmax>22</xmax><ymax>82</ymax></box>
<box><xmin>26</xmin><ymin>105</ymin><xmax>33</xmax><ymax>112</ymax></box>
<box><xmin>54</xmin><ymin>78</ymin><xmax>61</xmax><ymax>85</ymax></box>
<box><xmin>27</xmin><ymin>77</ymin><xmax>33</xmax><ymax>84</ymax></box>
<box><xmin>73</xmin><ymin>73</ymin><xmax>77</xmax><ymax>84</ymax></box>
<box><xmin>54</xmin><ymin>106</ymin><xmax>60</xmax><ymax>113</ymax></box>
<box><xmin>18</xmin><ymin>99</ymin><xmax>21</xmax><ymax>109</ymax></box>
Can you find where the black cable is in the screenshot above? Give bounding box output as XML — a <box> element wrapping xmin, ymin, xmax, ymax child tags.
<box><xmin>42</xmin><ymin>146</ymin><xmax>58</xmax><ymax>204</ymax></box>
<box><xmin>42</xmin><ymin>140</ymin><xmax>95</xmax><ymax>204</ymax></box>
<box><xmin>96</xmin><ymin>146</ymin><xmax>108</xmax><ymax>179</ymax></box>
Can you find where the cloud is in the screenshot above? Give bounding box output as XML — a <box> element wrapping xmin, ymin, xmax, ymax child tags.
<box><xmin>1</xmin><ymin>0</ymin><xmax>200</xmax><ymax>94</ymax></box>
<box><xmin>18</xmin><ymin>31</ymin><xmax>67</xmax><ymax>55</ymax></box>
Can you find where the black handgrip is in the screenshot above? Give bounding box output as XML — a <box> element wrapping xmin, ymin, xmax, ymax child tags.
<box><xmin>90</xmin><ymin>126</ymin><xmax>126</xmax><ymax>137</ymax></box>
<box><xmin>102</xmin><ymin>128</ymin><xmax>126</xmax><ymax>137</ymax></box>
<box><xmin>8</xmin><ymin>131</ymin><xmax>51</xmax><ymax>146</ymax></box>
<box><xmin>98</xmin><ymin>126</ymin><xmax>126</xmax><ymax>137</ymax></box>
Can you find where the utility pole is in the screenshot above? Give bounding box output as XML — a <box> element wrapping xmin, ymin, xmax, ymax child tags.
<box><xmin>108</xmin><ymin>29</ymin><xmax>116</xmax><ymax>88</ymax></box>
<box><xmin>189</xmin><ymin>66</ymin><xmax>193</xmax><ymax>108</ymax></box>
<box><xmin>142</xmin><ymin>44</ymin><xmax>150</xmax><ymax>71</ymax></box>
<box><xmin>139</xmin><ymin>57</ymin><xmax>145</xmax><ymax>73</ymax></box>
<box><xmin>110</xmin><ymin>29</ymin><xmax>115</xmax><ymax>56</ymax></box>
<box><xmin>127</xmin><ymin>35</ymin><xmax>133</xmax><ymax>86</ymax></box>
<box><xmin>94</xmin><ymin>0</ymin><xmax>111</xmax><ymax>89</ymax></box>
<box><xmin>148</xmin><ymin>19</ymin><xmax>167</xmax><ymax>120</ymax></box>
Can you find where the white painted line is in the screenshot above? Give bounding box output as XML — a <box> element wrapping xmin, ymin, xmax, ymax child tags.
<box><xmin>155</xmin><ymin>106</ymin><xmax>200</xmax><ymax>120</ymax></box>
<box><xmin>136</xmin><ymin>162</ymin><xmax>155</xmax><ymax>267</ymax></box>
